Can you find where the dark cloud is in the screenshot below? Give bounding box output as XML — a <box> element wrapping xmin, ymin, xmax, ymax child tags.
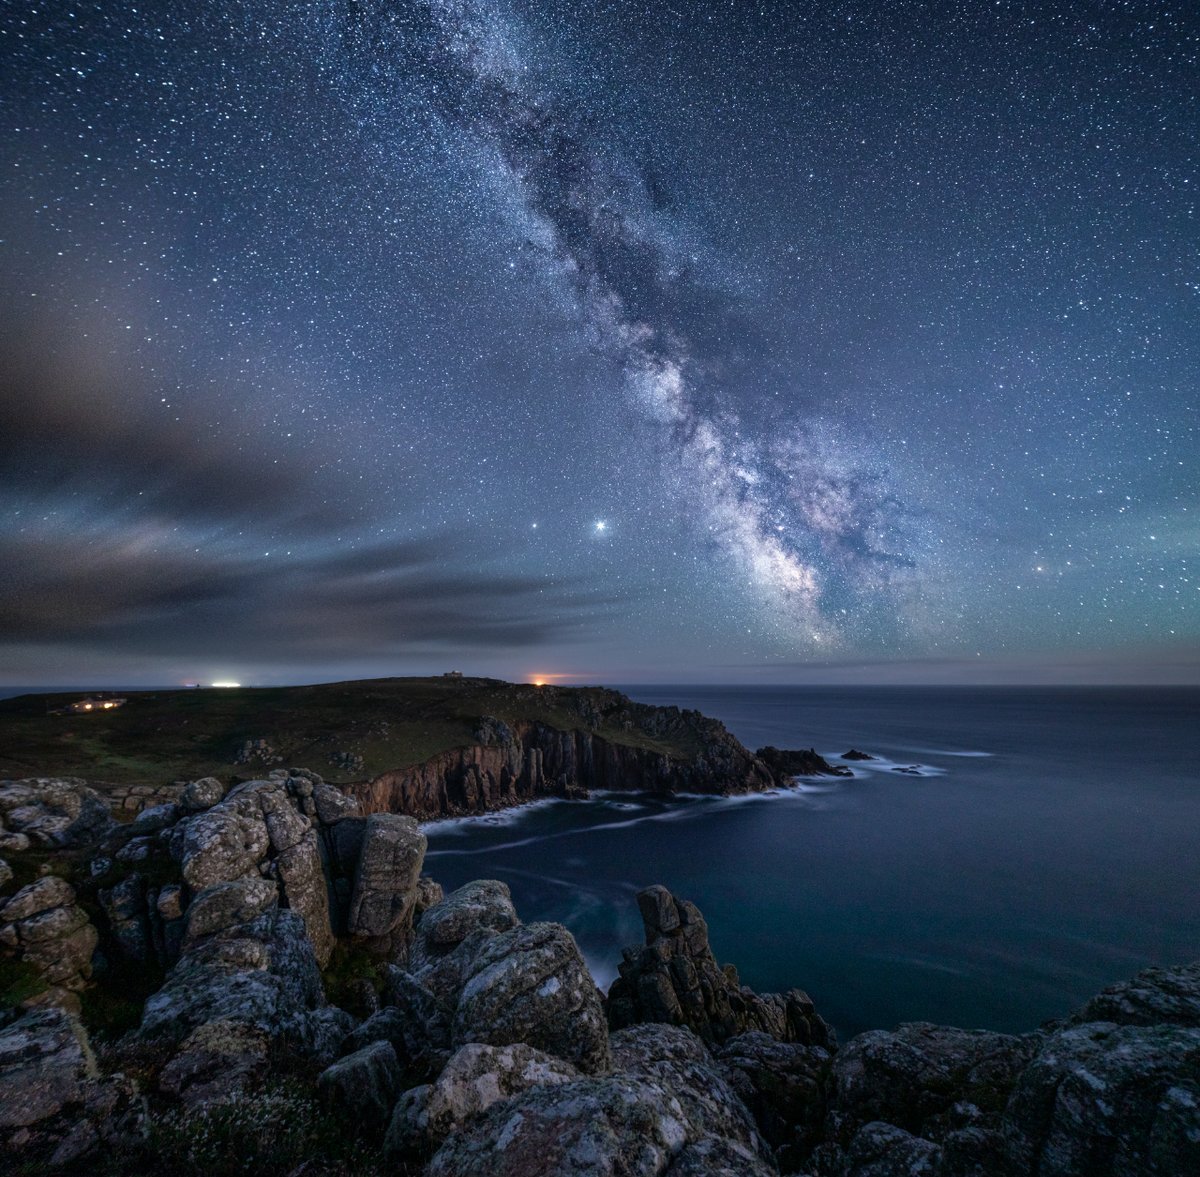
<box><xmin>0</xmin><ymin>318</ymin><xmax>359</xmax><ymax>535</ymax></box>
<box><xmin>0</xmin><ymin>314</ymin><xmax>616</xmax><ymax>666</ymax></box>
<box><xmin>0</xmin><ymin>527</ymin><xmax>614</xmax><ymax>658</ymax></box>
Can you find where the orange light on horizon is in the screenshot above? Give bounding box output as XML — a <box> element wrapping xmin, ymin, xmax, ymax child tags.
<box><xmin>527</xmin><ymin>672</ymin><xmax>574</xmax><ymax>687</ymax></box>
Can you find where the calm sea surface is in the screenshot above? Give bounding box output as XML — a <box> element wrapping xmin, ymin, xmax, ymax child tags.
<box><xmin>424</xmin><ymin>687</ymin><xmax>1200</xmax><ymax>1038</ymax></box>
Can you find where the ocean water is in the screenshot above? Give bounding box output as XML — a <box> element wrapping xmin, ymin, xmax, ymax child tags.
<box><xmin>424</xmin><ymin>686</ymin><xmax>1200</xmax><ymax>1039</ymax></box>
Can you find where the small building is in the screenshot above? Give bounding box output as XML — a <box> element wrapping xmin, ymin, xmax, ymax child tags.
<box><xmin>67</xmin><ymin>696</ymin><xmax>126</xmax><ymax>713</ymax></box>
<box><xmin>442</xmin><ymin>670</ymin><xmax>463</xmax><ymax>679</ymax></box>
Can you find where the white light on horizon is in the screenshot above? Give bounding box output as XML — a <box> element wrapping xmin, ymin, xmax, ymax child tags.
<box><xmin>211</xmin><ymin>681</ymin><xmax>242</xmax><ymax>688</ymax></box>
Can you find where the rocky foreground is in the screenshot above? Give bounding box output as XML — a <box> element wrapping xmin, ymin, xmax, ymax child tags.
<box><xmin>1</xmin><ymin>773</ymin><xmax>1197</xmax><ymax>1176</ymax></box>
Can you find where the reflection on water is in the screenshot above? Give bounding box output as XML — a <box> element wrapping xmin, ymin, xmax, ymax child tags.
<box><xmin>423</xmin><ymin>687</ymin><xmax>1200</xmax><ymax>1037</ymax></box>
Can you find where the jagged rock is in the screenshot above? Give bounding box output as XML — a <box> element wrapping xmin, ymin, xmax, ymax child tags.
<box><xmin>135</xmin><ymin>908</ymin><xmax>329</xmax><ymax>1056</ymax></box>
<box><xmin>0</xmin><ymin>857</ymin><xmax>11</xmax><ymax>889</ymax></box>
<box><xmin>717</xmin><ymin>1030</ymin><xmax>831</xmax><ymax>1166</ymax></box>
<box><xmin>179</xmin><ymin>776</ymin><xmax>227</xmax><ymax>811</ymax></box>
<box><xmin>317</xmin><ymin>1039</ymin><xmax>402</xmax><ymax>1140</ymax></box>
<box><xmin>99</xmin><ymin>873</ymin><xmax>152</xmax><ymax>961</ymax></box>
<box><xmin>415</xmin><ymin>918</ymin><xmax>611</xmax><ymax>1074</ymax></box>
<box><xmin>347</xmin><ymin>813</ymin><xmax>426</xmax><ymax>954</ymax></box>
<box><xmin>414</xmin><ymin>874</ymin><xmax>445</xmax><ymax>918</ymax></box>
<box><xmin>338</xmin><ymin>967</ymin><xmax>456</xmax><ymax>1084</ymax></box>
<box><xmin>425</xmin><ymin>1019</ymin><xmax>771</xmax><ymax>1176</ymax></box>
<box><xmin>1066</xmin><ymin>960</ymin><xmax>1200</xmax><ymax>1029</ymax></box>
<box><xmin>128</xmin><ymin>801</ymin><xmax>180</xmax><ymax>835</ymax></box>
<box><xmin>0</xmin><ymin>876</ymin><xmax>98</xmax><ymax>1001</ymax></box>
<box><xmin>607</xmin><ymin>885</ymin><xmax>835</xmax><ymax>1049</ymax></box>
<box><xmin>823</xmin><ymin>1121</ymin><xmax>943</xmax><ymax>1175</ymax></box>
<box><xmin>176</xmin><ymin>780</ymin><xmax>334</xmax><ymax>964</ymax></box>
<box><xmin>1002</xmin><ymin>1021</ymin><xmax>1200</xmax><ymax>1176</ymax></box>
<box><xmin>183</xmin><ymin>876</ymin><xmax>279</xmax><ymax>943</ymax></box>
<box><xmin>157</xmin><ymin>1019</ymin><xmax>270</xmax><ymax>1106</ymax></box>
<box><xmin>409</xmin><ymin>878</ymin><xmax>518</xmax><ymax>971</ymax></box>
<box><xmin>177</xmin><ymin>789</ymin><xmax>270</xmax><ymax>888</ymax></box>
<box><xmin>842</xmin><ymin>749</ymin><xmax>875</xmax><ymax>761</ymax></box>
<box><xmin>312</xmin><ymin>780</ymin><xmax>360</xmax><ymax>825</ymax></box>
<box><xmin>386</xmin><ymin>1041</ymin><xmax>579</xmax><ymax>1158</ymax></box>
<box><xmin>826</xmin><ymin>1021</ymin><xmax>1039</xmax><ymax>1146</ymax></box>
<box><xmin>0</xmin><ymin>1007</ymin><xmax>95</xmax><ymax>1130</ymax></box>
<box><xmin>0</xmin><ymin>778</ymin><xmax>114</xmax><ymax>848</ymax></box>
<box><xmin>0</xmin><ymin>1007</ymin><xmax>143</xmax><ymax>1165</ymax></box>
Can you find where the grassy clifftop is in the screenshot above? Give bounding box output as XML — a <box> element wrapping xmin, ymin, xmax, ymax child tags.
<box><xmin>0</xmin><ymin>677</ymin><xmax>707</xmax><ymax>786</ymax></box>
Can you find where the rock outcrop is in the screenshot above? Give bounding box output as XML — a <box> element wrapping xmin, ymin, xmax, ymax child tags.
<box><xmin>0</xmin><ymin>778</ymin><xmax>114</xmax><ymax>850</ymax></box>
<box><xmin>606</xmin><ymin>885</ymin><xmax>836</xmax><ymax>1050</ymax></box>
<box><xmin>0</xmin><ymin>877</ymin><xmax>99</xmax><ymax>1009</ymax></box>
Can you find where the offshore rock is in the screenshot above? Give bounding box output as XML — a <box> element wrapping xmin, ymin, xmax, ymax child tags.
<box><xmin>385</xmin><ymin>1041</ymin><xmax>580</xmax><ymax>1158</ymax></box>
<box><xmin>607</xmin><ymin>885</ymin><xmax>836</xmax><ymax>1049</ymax></box>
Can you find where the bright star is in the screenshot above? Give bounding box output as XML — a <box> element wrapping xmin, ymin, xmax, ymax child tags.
<box><xmin>594</xmin><ymin>520</ymin><xmax>607</xmax><ymax>532</ymax></box>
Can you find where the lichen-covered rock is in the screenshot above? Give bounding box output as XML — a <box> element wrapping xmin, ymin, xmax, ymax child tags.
<box><xmin>0</xmin><ymin>778</ymin><xmax>114</xmax><ymax>848</ymax></box>
<box><xmin>157</xmin><ymin>1019</ymin><xmax>270</xmax><ymax>1106</ymax></box>
<box><xmin>607</xmin><ymin>885</ymin><xmax>835</xmax><ymax>1049</ymax></box>
<box><xmin>175</xmin><ymin>780</ymin><xmax>334</xmax><ymax>964</ymax></box>
<box><xmin>178</xmin><ymin>790</ymin><xmax>270</xmax><ymax>889</ymax></box>
<box><xmin>1066</xmin><ymin>961</ymin><xmax>1200</xmax><ymax>1030</ymax></box>
<box><xmin>0</xmin><ymin>857</ymin><xmax>11</xmax><ymax>890</ymax></box>
<box><xmin>424</xmin><ymin>1020</ymin><xmax>771</xmax><ymax>1177</ymax></box>
<box><xmin>183</xmin><ymin>876</ymin><xmax>279</xmax><ymax>944</ymax></box>
<box><xmin>386</xmin><ymin>1041</ymin><xmax>579</xmax><ymax>1158</ymax></box>
<box><xmin>825</xmin><ymin>1021</ymin><xmax>1039</xmax><ymax>1148</ymax></box>
<box><xmin>317</xmin><ymin>1039</ymin><xmax>402</xmax><ymax>1140</ymax></box>
<box><xmin>717</xmin><ymin>1030</ymin><xmax>831</xmax><ymax>1167</ymax></box>
<box><xmin>179</xmin><ymin>776</ymin><xmax>227</xmax><ymax>811</ymax></box>
<box><xmin>827</xmin><ymin>1120</ymin><xmax>943</xmax><ymax>1176</ymax></box>
<box><xmin>135</xmin><ymin>908</ymin><xmax>328</xmax><ymax>1054</ymax></box>
<box><xmin>0</xmin><ymin>1007</ymin><xmax>143</xmax><ymax>1165</ymax></box>
<box><xmin>312</xmin><ymin>780</ymin><xmax>360</xmax><ymax>825</ymax></box>
<box><xmin>0</xmin><ymin>1007</ymin><xmax>95</xmax><ymax>1131</ymax></box>
<box><xmin>0</xmin><ymin>876</ymin><xmax>98</xmax><ymax>1001</ymax></box>
<box><xmin>99</xmin><ymin>872</ymin><xmax>152</xmax><ymax>961</ymax></box>
<box><xmin>1002</xmin><ymin>1021</ymin><xmax>1200</xmax><ymax>1176</ymax></box>
<box><xmin>409</xmin><ymin>878</ymin><xmax>518</xmax><ymax>971</ymax></box>
<box><xmin>347</xmin><ymin>813</ymin><xmax>426</xmax><ymax>954</ymax></box>
<box><xmin>418</xmin><ymin>920</ymin><xmax>611</xmax><ymax>1074</ymax></box>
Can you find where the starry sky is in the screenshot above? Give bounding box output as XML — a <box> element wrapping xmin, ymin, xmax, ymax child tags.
<box><xmin>1</xmin><ymin>0</ymin><xmax>1196</xmax><ymax>686</ymax></box>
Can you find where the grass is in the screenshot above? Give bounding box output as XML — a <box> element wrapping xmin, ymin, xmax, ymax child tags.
<box><xmin>0</xmin><ymin>676</ymin><xmax>707</xmax><ymax>789</ymax></box>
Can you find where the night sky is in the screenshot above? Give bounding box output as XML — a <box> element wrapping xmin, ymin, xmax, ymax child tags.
<box><xmin>1</xmin><ymin>1</ymin><xmax>1196</xmax><ymax>686</ymax></box>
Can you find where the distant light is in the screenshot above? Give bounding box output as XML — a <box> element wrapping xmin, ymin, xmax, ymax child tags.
<box><xmin>594</xmin><ymin>520</ymin><xmax>607</xmax><ymax>532</ymax></box>
<box><xmin>532</xmin><ymin>678</ymin><xmax>546</xmax><ymax>687</ymax></box>
<box><xmin>211</xmin><ymin>681</ymin><xmax>242</xmax><ymax>688</ymax></box>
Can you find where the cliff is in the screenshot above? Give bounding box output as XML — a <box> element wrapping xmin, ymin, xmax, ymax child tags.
<box><xmin>352</xmin><ymin>714</ymin><xmax>779</xmax><ymax>821</ymax></box>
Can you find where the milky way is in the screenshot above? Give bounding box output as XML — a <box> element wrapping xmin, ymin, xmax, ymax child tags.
<box><xmin>0</xmin><ymin>1</ymin><xmax>1195</xmax><ymax>684</ymax></box>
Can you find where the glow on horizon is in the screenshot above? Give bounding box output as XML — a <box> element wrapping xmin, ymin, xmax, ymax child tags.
<box><xmin>210</xmin><ymin>681</ymin><xmax>242</xmax><ymax>688</ymax></box>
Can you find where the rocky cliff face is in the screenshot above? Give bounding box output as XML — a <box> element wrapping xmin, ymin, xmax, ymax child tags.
<box><xmin>350</xmin><ymin>715</ymin><xmax>779</xmax><ymax>821</ymax></box>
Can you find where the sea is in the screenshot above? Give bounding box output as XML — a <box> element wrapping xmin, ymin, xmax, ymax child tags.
<box><xmin>421</xmin><ymin>686</ymin><xmax>1200</xmax><ymax>1039</ymax></box>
